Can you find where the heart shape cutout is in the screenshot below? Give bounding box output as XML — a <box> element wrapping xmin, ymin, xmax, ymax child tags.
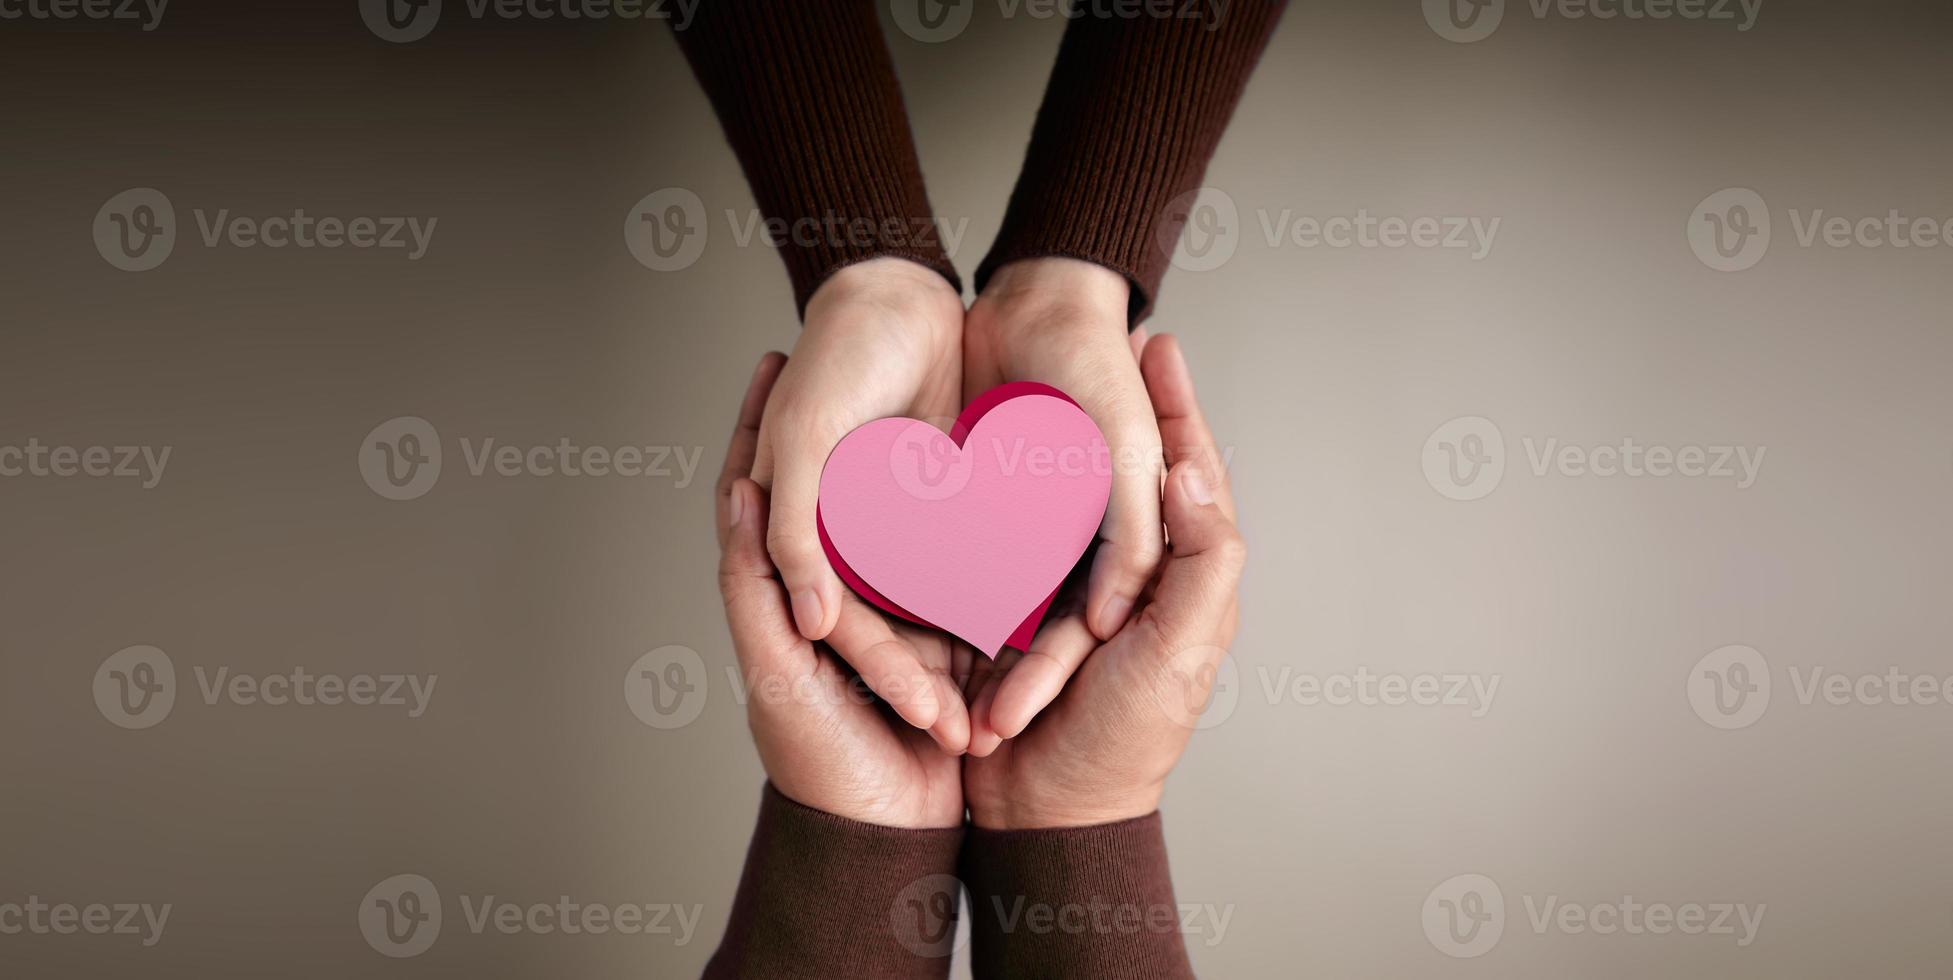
<box><xmin>817</xmin><ymin>383</ymin><xmax>1111</xmax><ymax>658</ymax></box>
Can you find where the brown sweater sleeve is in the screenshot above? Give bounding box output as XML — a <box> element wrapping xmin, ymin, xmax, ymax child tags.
<box><xmin>961</xmin><ymin>813</ymin><xmax>1196</xmax><ymax>979</ymax></box>
<box><xmin>704</xmin><ymin>784</ymin><xmax>966</xmax><ymax>980</ymax></box>
<box><xmin>975</xmin><ymin>1</ymin><xmax>1287</xmax><ymax>324</ymax></box>
<box><xmin>672</xmin><ymin>1</ymin><xmax>962</xmax><ymax>315</ymax></box>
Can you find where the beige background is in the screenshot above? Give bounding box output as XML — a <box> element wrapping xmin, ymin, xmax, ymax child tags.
<box><xmin>4</xmin><ymin>0</ymin><xmax>1951</xmax><ymax>976</ymax></box>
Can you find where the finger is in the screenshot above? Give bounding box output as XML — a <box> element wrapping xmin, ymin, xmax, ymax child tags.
<box><xmin>1086</xmin><ymin>432</ymin><xmax>1165</xmax><ymax>640</ymax></box>
<box><xmin>1141</xmin><ymin>334</ymin><xmax>1234</xmax><ymax>520</ymax></box>
<box><xmin>717</xmin><ymin>353</ymin><xmax>786</xmax><ymax>548</ymax></box>
<box><xmin>1128</xmin><ymin>326</ymin><xmax>1150</xmax><ymax>363</ymax></box>
<box><xmin>987</xmin><ymin>613</ymin><xmax>1096</xmax><ymax>739</ymax></box>
<box><xmin>1139</xmin><ymin>462</ymin><xmax>1246</xmax><ymax>658</ymax></box>
<box><xmin>964</xmin><ymin>652</ymin><xmax>1012</xmax><ymax>758</ymax></box>
<box><xmin>823</xmin><ymin>594</ymin><xmax>944</xmax><ymax>732</ymax></box>
<box><xmin>765</xmin><ymin>434</ymin><xmax>845</xmax><ymax>641</ymax></box>
<box><xmin>717</xmin><ymin>479</ymin><xmax>813</xmax><ymax>681</ymax></box>
<box><xmin>924</xmin><ymin>671</ymin><xmax>970</xmax><ymax>755</ymax></box>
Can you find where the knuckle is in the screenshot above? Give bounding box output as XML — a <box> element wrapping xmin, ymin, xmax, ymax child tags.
<box><xmin>1211</xmin><ymin>532</ymin><xmax>1248</xmax><ymax>576</ymax></box>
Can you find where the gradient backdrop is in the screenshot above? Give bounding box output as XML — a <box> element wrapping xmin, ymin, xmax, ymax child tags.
<box><xmin>4</xmin><ymin>0</ymin><xmax>1951</xmax><ymax>976</ymax></box>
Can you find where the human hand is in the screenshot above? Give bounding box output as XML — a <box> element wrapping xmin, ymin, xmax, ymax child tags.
<box><xmin>963</xmin><ymin>335</ymin><xmax>1243</xmax><ymax>829</ymax></box>
<box><xmin>716</xmin><ymin>353</ymin><xmax>974</xmax><ymax>828</ymax></box>
<box><xmin>743</xmin><ymin>257</ymin><xmax>970</xmax><ymax>751</ymax></box>
<box><xmin>964</xmin><ymin>258</ymin><xmax>1166</xmax><ymax>654</ymax></box>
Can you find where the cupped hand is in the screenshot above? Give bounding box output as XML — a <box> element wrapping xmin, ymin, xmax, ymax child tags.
<box><xmin>743</xmin><ymin>258</ymin><xmax>971</xmax><ymax>751</ymax></box>
<box><xmin>964</xmin><ymin>258</ymin><xmax>1167</xmax><ymax>652</ymax></box>
<box><xmin>716</xmin><ymin>353</ymin><xmax>975</xmax><ymax>828</ymax></box>
<box><xmin>962</xmin><ymin>335</ymin><xmax>1243</xmax><ymax>829</ymax></box>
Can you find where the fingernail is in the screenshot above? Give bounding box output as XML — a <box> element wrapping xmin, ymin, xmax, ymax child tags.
<box><xmin>1100</xmin><ymin>594</ymin><xmax>1133</xmax><ymax>634</ymax></box>
<box><xmin>728</xmin><ymin>485</ymin><xmax>746</xmax><ymax>528</ymax></box>
<box><xmin>1184</xmin><ymin>468</ymin><xmax>1214</xmax><ymax>506</ymax></box>
<box><xmin>790</xmin><ymin>588</ymin><xmax>825</xmax><ymax>637</ymax></box>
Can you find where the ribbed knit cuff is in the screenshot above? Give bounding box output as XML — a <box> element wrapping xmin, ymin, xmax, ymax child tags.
<box><xmin>704</xmin><ymin>784</ymin><xmax>966</xmax><ymax>980</ymax></box>
<box><xmin>976</xmin><ymin>1</ymin><xmax>1286</xmax><ymax>324</ymax></box>
<box><xmin>674</xmin><ymin>0</ymin><xmax>962</xmax><ymax>316</ymax></box>
<box><xmin>961</xmin><ymin>812</ymin><xmax>1195</xmax><ymax>980</ymax></box>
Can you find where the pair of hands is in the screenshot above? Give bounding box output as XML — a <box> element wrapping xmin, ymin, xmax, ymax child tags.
<box><xmin>728</xmin><ymin>257</ymin><xmax>1163</xmax><ymax>758</ymax></box>
<box><xmin>712</xmin><ymin>258</ymin><xmax>1243</xmax><ymax>830</ymax></box>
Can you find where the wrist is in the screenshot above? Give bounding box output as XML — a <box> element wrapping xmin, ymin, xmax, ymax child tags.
<box><xmin>970</xmin><ymin>783</ymin><xmax>1162</xmax><ymax>831</ymax></box>
<box><xmin>984</xmin><ymin>257</ymin><xmax>1129</xmax><ymax>309</ymax></box>
<box><xmin>805</xmin><ymin>256</ymin><xmax>963</xmax><ymax>363</ymax></box>
<box><xmin>969</xmin><ymin>259</ymin><xmax>1133</xmax><ymax>382</ymax></box>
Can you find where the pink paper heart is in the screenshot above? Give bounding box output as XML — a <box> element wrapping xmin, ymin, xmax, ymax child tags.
<box><xmin>817</xmin><ymin>383</ymin><xmax>1111</xmax><ymax>658</ymax></box>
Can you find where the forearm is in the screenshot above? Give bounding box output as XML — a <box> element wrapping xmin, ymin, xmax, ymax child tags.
<box><xmin>704</xmin><ymin>784</ymin><xmax>966</xmax><ymax>980</ymax></box>
<box><xmin>976</xmin><ymin>0</ymin><xmax>1287</xmax><ymax>323</ymax></box>
<box><xmin>672</xmin><ymin>0</ymin><xmax>961</xmax><ymax>315</ymax></box>
<box><xmin>961</xmin><ymin>813</ymin><xmax>1195</xmax><ymax>979</ymax></box>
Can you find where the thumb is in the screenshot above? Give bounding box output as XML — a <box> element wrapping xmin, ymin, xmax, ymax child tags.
<box><xmin>1140</xmin><ymin>462</ymin><xmax>1246</xmax><ymax>658</ymax></box>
